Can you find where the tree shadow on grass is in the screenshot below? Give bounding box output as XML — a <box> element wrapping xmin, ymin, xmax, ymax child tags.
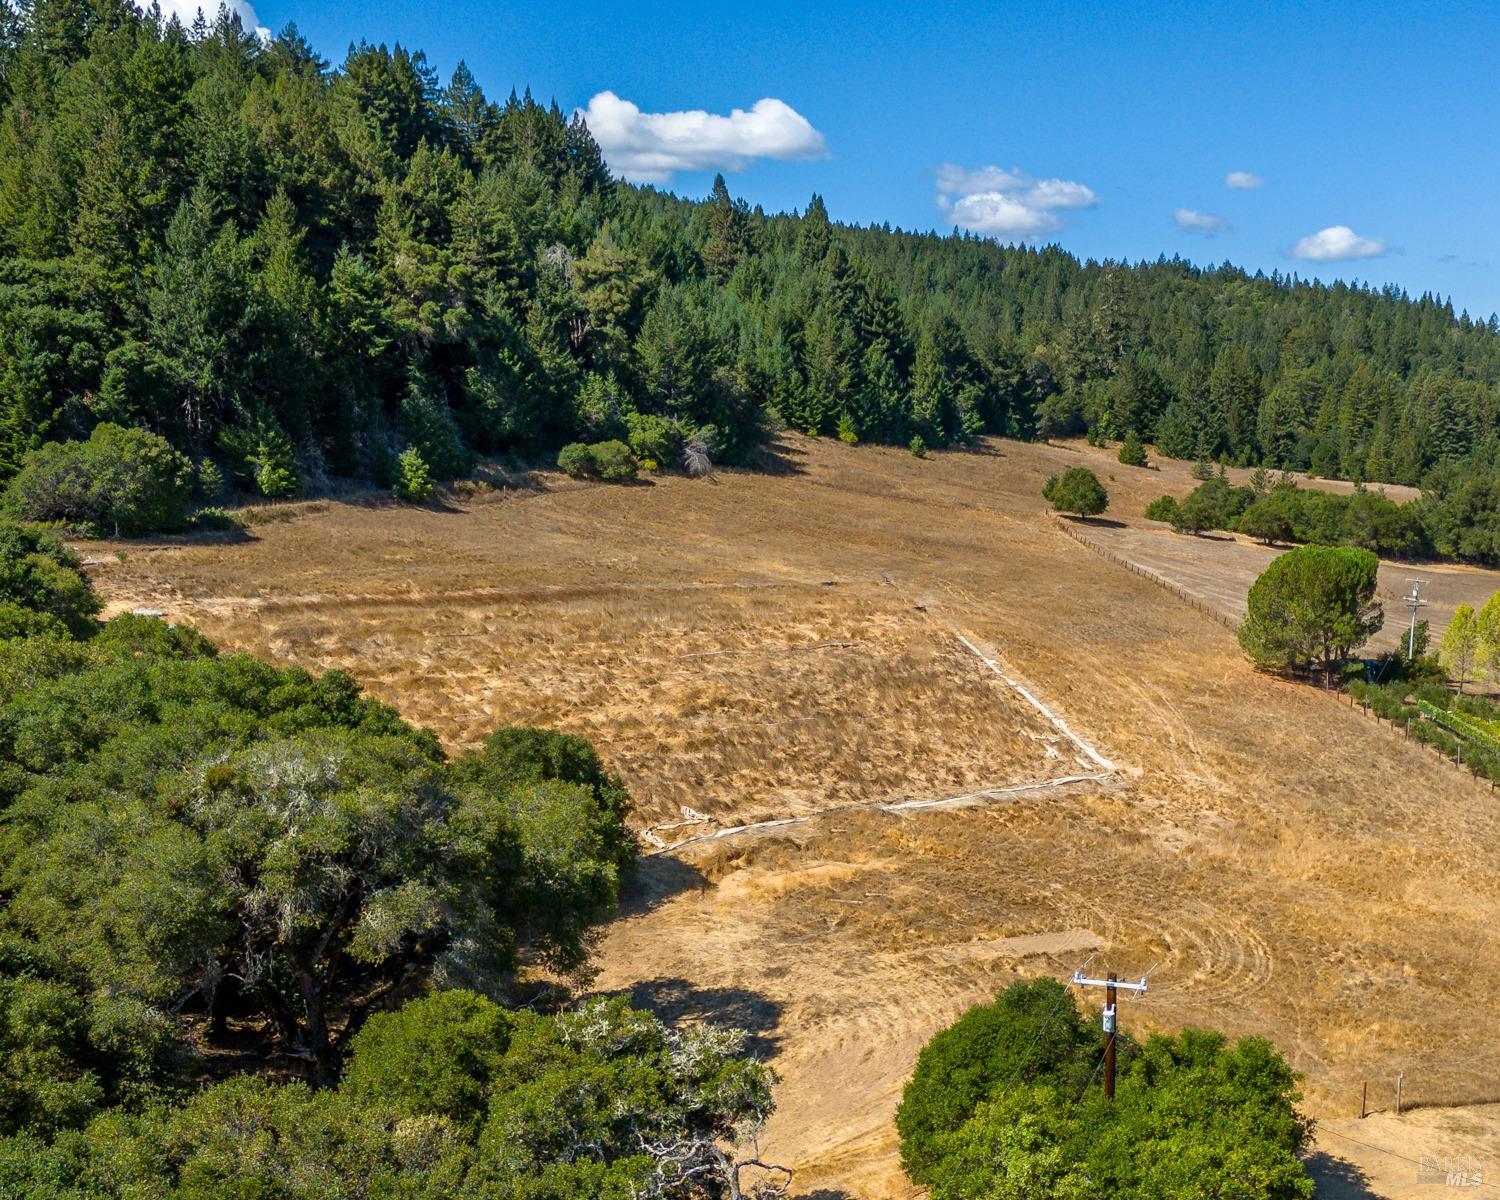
<box><xmin>948</xmin><ymin>439</ymin><xmax>1007</xmax><ymax>459</ymax></box>
<box><xmin>747</xmin><ymin>437</ymin><xmax>809</xmax><ymax>476</ymax></box>
<box><xmin>1302</xmin><ymin>1148</ymin><xmax>1378</xmax><ymax>1200</ymax></box>
<box><xmin>1071</xmin><ymin>516</ymin><xmax>1128</xmax><ymax>529</ymax></box>
<box><xmin>617</xmin><ymin>854</ymin><xmax>710</xmax><ymax>917</ymax></box>
<box><xmin>611</xmin><ymin>977</ymin><xmax>784</xmax><ymax>1058</ymax></box>
<box><xmin>94</xmin><ymin>524</ymin><xmax>259</xmax><ymax>550</ymax></box>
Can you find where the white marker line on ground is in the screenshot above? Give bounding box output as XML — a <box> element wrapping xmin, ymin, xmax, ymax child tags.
<box><xmin>952</xmin><ymin>633</ymin><xmax>1118</xmax><ymax>774</ymax></box>
<box><xmin>645</xmin><ymin>772</ymin><xmax>1117</xmax><ymax>855</ymax></box>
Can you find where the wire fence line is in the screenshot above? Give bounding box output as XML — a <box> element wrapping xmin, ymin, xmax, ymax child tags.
<box><xmin>1354</xmin><ymin>1066</ymin><xmax>1500</xmax><ymax>1123</ymax></box>
<box><xmin>1052</xmin><ymin>517</ymin><xmax>1241</xmax><ymax>634</ymax></box>
<box><xmin>1345</xmin><ymin>687</ymin><xmax>1500</xmax><ymax>791</ymax></box>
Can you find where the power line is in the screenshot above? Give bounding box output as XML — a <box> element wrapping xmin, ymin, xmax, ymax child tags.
<box><xmin>1315</xmin><ymin>1126</ymin><xmax>1498</xmax><ymax>1193</ymax></box>
<box><xmin>983</xmin><ymin>950</ymin><xmax>1104</xmax><ymax>1099</ymax></box>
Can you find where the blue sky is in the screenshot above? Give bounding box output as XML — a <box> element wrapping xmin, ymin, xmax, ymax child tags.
<box><xmin>226</xmin><ymin>0</ymin><xmax>1498</xmax><ymax>316</ymax></box>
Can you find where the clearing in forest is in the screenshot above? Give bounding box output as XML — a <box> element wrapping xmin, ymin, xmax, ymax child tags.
<box><xmin>86</xmin><ymin>433</ymin><xmax>1500</xmax><ymax>1199</ymax></box>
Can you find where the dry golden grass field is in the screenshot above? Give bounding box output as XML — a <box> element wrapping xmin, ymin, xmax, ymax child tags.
<box><xmin>84</xmin><ymin>434</ymin><xmax>1500</xmax><ymax>1198</ymax></box>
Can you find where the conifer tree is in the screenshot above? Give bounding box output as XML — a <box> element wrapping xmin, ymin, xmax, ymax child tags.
<box><xmin>393</xmin><ymin>444</ymin><xmax>433</xmax><ymax>500</ymax></box>
<box><xmin>796</xmin><ymin>192</ymin><xmax>832</xmax><ymax>264</ymax></box>
<box><xmin>701</xmin><ymin>173</ymin><xmax>750</xmax><ymax>285</ymax></box>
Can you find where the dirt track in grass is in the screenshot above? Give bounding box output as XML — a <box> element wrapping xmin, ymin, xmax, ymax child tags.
<box><xmin>85</xmin><ymin>433</ymin><xmax>1500</xmax><ymax>1198</ymax></box>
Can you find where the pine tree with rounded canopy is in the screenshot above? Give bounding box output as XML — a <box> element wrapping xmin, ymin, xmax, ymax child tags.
<box><xmin>1042</xmin><ymin>467</ymin><xmax>1108</xmax><ymax>519</ymax></box>
<box><xmin>1238</xmin><ymin>545</ymin><xmax>1383</xmax><ymax>685</ymax></box>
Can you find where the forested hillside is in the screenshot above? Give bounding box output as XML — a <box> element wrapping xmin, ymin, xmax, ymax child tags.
<box><xmin>4</xmin><ymin>2</ymin><xmax>1500</xmax><ymax>510</ymax></box>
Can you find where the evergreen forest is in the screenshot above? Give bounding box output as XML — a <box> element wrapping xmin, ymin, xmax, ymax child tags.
<box><xmin>4</xmin><ymin>1</ymin><xmax>1500</xmax><ymax>538</ymax></box>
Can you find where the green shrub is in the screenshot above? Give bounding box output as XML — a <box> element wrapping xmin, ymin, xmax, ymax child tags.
<box><xmin>624</xmin><ymin>412</ymin><xmax>678</xmax><ymax>468</ymax></box>
<box><xmin>1117</xmin><ymin>430</ymin><xmax>1147</xmax><ymax>466</ymax></box>
<box><xmin>590</xmin><ymin>439</ymin><xmax>637</xmax><ymax>482</ymax></box>
<box><xmin>900</xmin><ymin>980</ymin><xmax>1313</xmax><ymax>1200</ymax></box>
<box><xmin>190</xmin><ymin>506</ymin><xmax>244</xmax><ymax>533</ymax></box>
<box><xmin>0</xmin><ymin>521</ymin><xmax>99</xmax><ymax>636</ymax></box>
<box><xmin>1237</xmin><ymin>494</ymin><xmax>1296</xmax><ymax>544</ymax></box>
<box><xmin>909</xmin><ymin>435</ymin><xmax>926</xmax><ymax>458</ymax></box>
<box><xmin>1043</xmin><ymin>467</ymin><xmax>1108</xmax><ymax>517</ymax></box>
<box><xmin>92</xmin><ymin>612</ymin><xmax>217</xmax><ymax>659</ymax></box>
<box><xmin>0</xmin><ymin>601</ymin><xmax>68</xmax><ymax>640</ymax></box>
<box><xmin>897</xmin><ymin>978</ymin><xmax>1104</xmax><ymax>1185</ymax></box>
<box><xmin>1172</xmin><ymin>488</ymin><xmax>1220</xmax><ymax>533</ymax></box>
<box><xmin>557</xmin><ymin>442</ymin><xmax>596</xmax><ymax>478</ymax></box>
<box><xmin>837</xmin><ymin>412</ymin><xmax>859</xmax><ymax>444</ymax></box>
<box><xmin>1143</xmin><ymin>495</ymin><xmax>1178</xmax><ymax>522</ymax></box>
<box><xmin>342</xmin><ymin>990</ymin><xmax>513</xmax><ymax>1133</ymax></box>
<box><xmin>4</xmin><ymin>424</ymin><xmax>194</xmax><ymax>535</ymax></box>
<box><xmin>1170</xmin><ymin>477</ymin><xmax>1254</xmax><ymax>533</ymax></box>
<box><xmin>393</xmin><ymin>446</ymin><xmax>434</xmax><ymax>502</ymax></box>
<box><xmin>1339</xmin><ymin>489</ymin><xmax>1429</xmax><ymax>557</ymax></box>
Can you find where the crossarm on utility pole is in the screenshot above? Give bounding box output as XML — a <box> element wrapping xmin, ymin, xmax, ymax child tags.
<box><xmin>1072</xmin><ymin>973</ymin><xmax>1148</xmax><ymax>994</ymax></box>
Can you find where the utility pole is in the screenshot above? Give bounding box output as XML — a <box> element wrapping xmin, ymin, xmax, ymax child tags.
<box><xmin>1072</xmin><ymin>969</ymin><xmax>1149</xmax><ymax>1099</ymax></box>
<box><xmin>1403</xmin><ymin>579</ymin><xmax>1429</xmax><ymax>660</ymax></box>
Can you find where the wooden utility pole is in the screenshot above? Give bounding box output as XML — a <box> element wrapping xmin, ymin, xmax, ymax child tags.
<box><xmin>1104</xmin><ymin>973</ymin><xmax>1117</xmax><ymax>1098</ymax></box>
<box><xmin>1072</xmin><ymin>969</ymin><xmax>1150</xmax><ymax>1100</ymax></box>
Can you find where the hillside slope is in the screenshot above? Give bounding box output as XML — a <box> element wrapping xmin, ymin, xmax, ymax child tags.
<box><xmin>86</xmin><ymin>434</ymin><xmax>1500</xmax><ymax>1197</ymax></box>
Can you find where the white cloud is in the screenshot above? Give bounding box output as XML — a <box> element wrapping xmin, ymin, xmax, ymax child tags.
<box><xmin>1289</xmin><ymin>225</ymin><xmax>1387</xmax><ymax>261</ymax></box>
<box><xmin>936</xmin><ymin>163</ymin><xmax>1098</xmax><ymax>239</ymax></box>
<box><xmin>1174</xmin><ymin>207</ymin><xmax>1228</xmax><ymax>235</ymax></box>
<box><xmin>143</xmin><ymin>0</ymin><xmax>269</xmax><ymax>38</ymax></box>
<box><xmin>1225</xmin><ymin>170</ymin><xmax>1265</xmax><ymax>189</ymax></box>
<box><xmin>577</xmin><ymin>91</ymin><xmax>827</xmax><ymax>185</ymax></box>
